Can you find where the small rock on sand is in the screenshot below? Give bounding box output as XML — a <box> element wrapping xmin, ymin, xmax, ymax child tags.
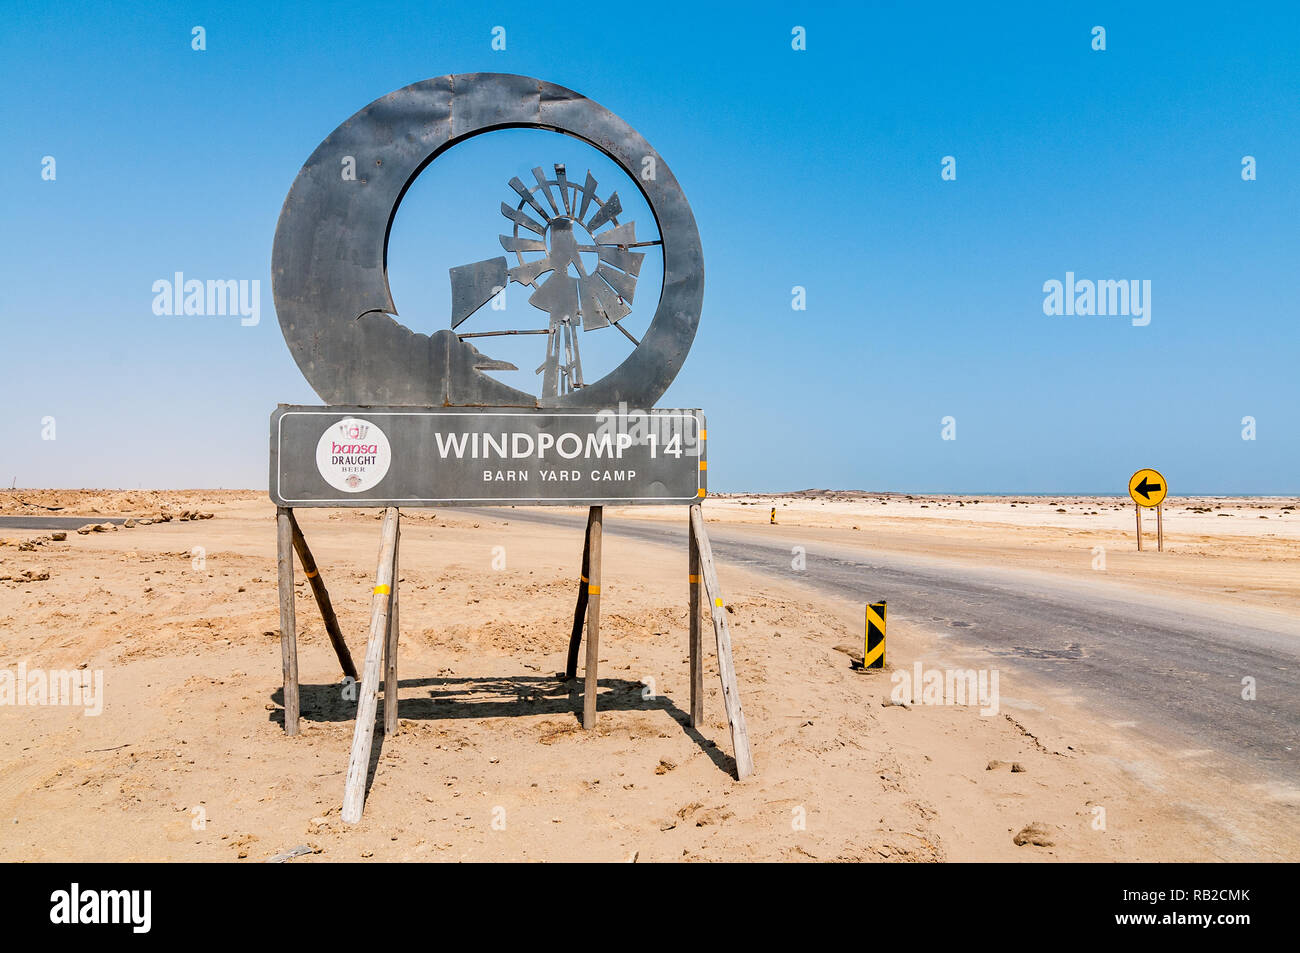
<box><xmin>0</xmin><ymin>568</ymin><xmax>50</xmax><ymax>583</ymax></box>
<box><xmin>1013</xmin><ymin>822</ymin><xmax>1054</xmax><ymax>847</ymax></box>
<box><xmin>266</xmin><ymin>844</ymin><xmax>313</xmax><ymax>863</ymax></box>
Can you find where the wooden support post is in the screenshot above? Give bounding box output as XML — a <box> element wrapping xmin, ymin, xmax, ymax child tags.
<box><xmin>689</xmin><ymin>505</ymin><xmax>755</xmax><ymax>780</ymax></box>
<box><xmin>582</xmin><ymin>506</ymin><xmax>603</xmax><ymax>729</ymax></box>
<box><xmin>342</xmin><ymin>507</ymin><xmax>399</xmax><ymax>824</ymax></box>
<box><xmin>276</xmin><ymin>507</ymin><xmax>300</xmax><ymax>736</ymax></box>
<box><xmin>564</xmin><ymin>507</ymin><xmax>597</xmax><ymax>679</ymax></box>
<box><xmin>383</xmin><ymin>515</ymin><xmax>400</xmax><ymax>735</ymax></box>
<box><xmin>1135</xmin><ymin>504</ymin><xmax>1143</xmax><ymax>552</ymax></box>
<box><xmin>688</xmin><ymin>507</ymin><xmax>703</xmax><ymax>728</ymax></box>
<box><xmin>1156</xmin><ymin>504</ymin><xmax>1164</xmax><ymax>553</ymax></box>
<box><xmin>286</xmin><ymin>511</ymin><xmax>358</xmax><ymax>680</ymax></box>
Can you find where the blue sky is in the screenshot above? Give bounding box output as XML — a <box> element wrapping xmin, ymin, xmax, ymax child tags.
<box><xmin>2</xmin><ymin>1</ymin><xmax>1296</xmax><ymax>493</ymax></box>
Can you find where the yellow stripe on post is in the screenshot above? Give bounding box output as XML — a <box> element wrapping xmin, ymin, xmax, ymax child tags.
<box><xmin>864</xmin><ymin>600</ymin><xmax>886</xmax><ymax>669</ymax></box>
<box><xmin>714</xmin><ymin>598</ymin><xmax>723</xmax><ymax>608</ymax></box>
<box><xmin>373</xmin><ymin>584</ymin><xmax>391</xmax><ymax>595</ymax></box>
<box><xmin>699</xmin><ymin>429</ymin><xmax>707</xmax><ymax>440</ymax></box>
<box><xmin>697</xmin><ymin>488</ymin><xmax>706</xmax><ymax>497</ymax></box>
<box><xmin>699</xmin><ymin>460</ymin><xmax>708</xmax><ymax>471</ymax></box>
<box><xmin>688</xmin><ymin>574</ymin><xmax>699</xmax><ymax>583</ymax></box>
<box><xmin>863</xmin><ymin>641</ymin><xmax>885</xmax><ymax>668</ymax></box>
<box><xmin>588</xmin><ymin>584</ymin><xmax>601</xmax><ymax>595</ymax></box>
<box><xmin>304</xmin><ymin>568</ymin><xmax>319</xmax><ymax>579</ymax></box>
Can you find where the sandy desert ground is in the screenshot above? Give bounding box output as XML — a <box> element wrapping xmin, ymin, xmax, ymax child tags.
<box><xmin>0</xmin><ymin>488</ymin><xmax>1296</xmax><ymax>862</ymax></box>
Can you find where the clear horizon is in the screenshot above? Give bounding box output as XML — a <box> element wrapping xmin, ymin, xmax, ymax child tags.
<box><xmin>4</xmin><ymin>485</ymin><xmax>1293</xmax><ymax>501</ymax></box>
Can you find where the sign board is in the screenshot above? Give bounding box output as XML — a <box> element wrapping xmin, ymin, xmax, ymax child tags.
<box><xmin>1128</xmin><ymin>468</ymin><xmax>1168</xmax><ymax>507</ymax></box>
<box><xmin>270</xmin><ymin>406</ymin><xmax>705</xmax><ymax>507</ymax></box>
<box><xmin>263</xmin><ymin>77</ymin><xmax>757</xmax><ymax>816</ymax></box>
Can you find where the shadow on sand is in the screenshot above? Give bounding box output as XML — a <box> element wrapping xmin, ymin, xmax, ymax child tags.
<box><xmin>270</xmin><ymin>673</ymin><xmax>736</xmax><ymax>799</ymax></box>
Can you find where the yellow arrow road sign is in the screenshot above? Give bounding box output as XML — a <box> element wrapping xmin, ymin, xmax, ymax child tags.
<box><xmin>1128</xmin><ymin>468</ymin><xmax>1168</xmax><ymax>507</ymax></box>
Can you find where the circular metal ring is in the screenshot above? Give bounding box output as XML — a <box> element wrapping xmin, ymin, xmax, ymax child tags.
<box><xmin>271</xmin><ymin>73</ymin><xmax>703</xmax><ymax>409</ymax></box>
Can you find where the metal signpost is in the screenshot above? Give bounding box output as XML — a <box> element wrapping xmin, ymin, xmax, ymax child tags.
<box><xmin>270</xmin><ymin>407</ymin><xmax>705</xmax><ymax>507</ymax></box>
<box><xmin>1128</xmin><ymin>467</ymin><xmax>1168</xmax><ymax>552</ymax></box>
<box><xmin>268</xmin><ymin>74</ymin><xmax>752</xmax><ymax>823</ymax></box>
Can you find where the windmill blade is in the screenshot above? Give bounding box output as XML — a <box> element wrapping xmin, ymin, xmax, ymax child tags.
<box><xmin>577</xmin><ymin>275</ymin><xmax>609</xmax><ymax>330</ymax></box>
<box><xmin>500</xmin><ymin>202</ymin><xmax>546</xmax><ymax>236</ymax></box>
<box><xmin>554</xmin><ymin>163</ymin><xmax>571</xmax><ymax>214</ymax></box>
<box><xmin>509</xmin><ymin>256</ymin><xmax>554</xmax><ymax>286</ymax></box>
<box><xmin>528</xmin><ymin>273</ymin><xmax>579</xmax><ymax>324</ymax></box>
<box><xmin>448</xmin><ymin>257</ymin><xmax>508</xmax><ymax>329</ymax></box>
<box><xmin>499</xmin><ymin>235</ymin><xmax>547</xmax><ymax>253</ymax></box>
<box><xmin>578</xmin><ymin>273</ymin><xmax>631</xmax><ymax>330</ymax></box>
<box><xmin>597</xmin><ymin>245</ymin><xmax>645</xmax><ymax>276</ymax></box>
<box><xmin>508</xmin><ymin>176</ymin><xmax>551</xmax><ymax>222</ymax></box>
<box><xmin>576</xmin><ymin>171</ymin><xmax>598</xmax><ymax>224</ymax></box>
<box><xmin>594</xmin><ymin>221</ymin><xmax>636</xmax><ymax>246</ymax></box>
<box><xmin>598</xmin><ymin>264</ymin><xmax>637</xmax><ymax>303</ymax></box>
<box><xmin>532</xmin><ymin>166</ymin><xmax>560</xmax><ymax>216</ymax></box>
<box><xmin>585</xmin><ymin>191</ymin><xmax>622</xmax><ymax>232</ymax></box>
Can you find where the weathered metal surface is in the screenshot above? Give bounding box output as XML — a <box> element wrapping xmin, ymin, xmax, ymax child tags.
<box><xmin>271</xmin><ymin>73</ymin><xmax>704</xmax><ymax>409</ymax></box>
<box><xmin>585</xmin><ymin>192</ymin><xmax>621</xmax><ymax>233</ymax></box>
<box><xmin>270</xmin><ymin>405</ymin><xmax>705</xmax><ymax>507</ymax></box>
<box><xmin>448</xmin><ymin>257</ymin><xmax>507</xmax><ymax>329</ymax></box>
<box><xmin>470</xmin><ymin>164</ymin><xmax>646</xmax><ymax>396</ymax></box>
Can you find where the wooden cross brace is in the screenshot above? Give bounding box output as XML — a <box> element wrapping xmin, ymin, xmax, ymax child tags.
<box><xmin>566</xmin><ymin>503</ymin><xmax>754</xmax><ymax>780</ymax></box>
<box><xmin>277</xmin><ymin>501</ymin><xmax>752</xmax><ymax>826</ymax></box>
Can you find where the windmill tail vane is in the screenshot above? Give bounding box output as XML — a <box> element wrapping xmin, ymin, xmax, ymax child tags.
<box><xmin>448</xmin><ymin>163</ymin><xmax>653</xmax><ymax>398</ymax></box>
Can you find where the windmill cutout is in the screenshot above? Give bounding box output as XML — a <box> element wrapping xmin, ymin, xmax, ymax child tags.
<box><xmin>271</xmin><ymin>76</ymin><xmax>752</xmax><ymax>828</ymax></box>
<box><xmin>448</xmin><ymin>163</ymin><xmax>657</xmax><ymax>398</ymax></box>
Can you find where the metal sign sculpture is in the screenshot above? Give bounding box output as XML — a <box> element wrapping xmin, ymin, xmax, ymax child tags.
<box><xmin>453</xmin><ymin>164</ymin><xmax>650</xmax><ymax>397</ymax></box>
<box><xmin>271</xmin><ymin>72</ymin><xmax>702</xmax><ymax>409</ymax></box>
<box><xmin>268</xmin><ymin>74</ymin><xmax>751</xmax><ymax>824</ymax></box>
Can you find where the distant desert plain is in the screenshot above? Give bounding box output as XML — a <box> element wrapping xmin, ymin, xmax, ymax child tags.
<box><xmin>1</xmin><ymin>488</ymin><xmax>1296</xmax><ymax>861</ymax></box>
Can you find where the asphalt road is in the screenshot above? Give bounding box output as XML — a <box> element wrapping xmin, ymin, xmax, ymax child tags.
<box><xmin>478</xmin><ymin>507</ymin><xmax>1300</xmax><ymax>787</ymax></box>
<box><xmin>0</xmin><ymin>516</ymin><xmax>127</xmax><ymax>530</ymax></box>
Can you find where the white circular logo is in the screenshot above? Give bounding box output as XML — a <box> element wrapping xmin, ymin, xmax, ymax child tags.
<box><xmin>316</xmin><ymin>417</ymin><xmax>391</xmax><ymax>493</ymax></box>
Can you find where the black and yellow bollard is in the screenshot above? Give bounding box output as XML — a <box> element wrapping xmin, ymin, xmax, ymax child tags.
<box><xmin>864</xmin><ymin>601</ymin><xmax>886</xmax><ymax>668</ymax></box>
<box><xmin>770</xmin><ymin>506</ymin><xmax>776</xmax><ymax>525</ymax></box>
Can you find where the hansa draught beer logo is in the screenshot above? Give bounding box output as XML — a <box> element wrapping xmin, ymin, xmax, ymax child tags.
<box><xmin>315</xmin><ymin>417</ymin><xmax>392</xmax><ymax>492</ymax></box>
